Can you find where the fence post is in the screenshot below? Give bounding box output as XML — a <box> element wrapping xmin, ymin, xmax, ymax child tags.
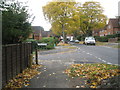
<box><xmin>35</xmin><ymin>49</ymin><xmax>38</xmax><ymax>65</ymax></box>
<box><xmin>20</xmin><ymin>44</ymin><xmax>22</xmax><ymax>73</ymax></box>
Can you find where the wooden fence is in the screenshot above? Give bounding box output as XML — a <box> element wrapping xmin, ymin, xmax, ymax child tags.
<box><xmin>2</xmin><ymin>43</ymin><xmax>32</xmax><ymax>87</ymax></box>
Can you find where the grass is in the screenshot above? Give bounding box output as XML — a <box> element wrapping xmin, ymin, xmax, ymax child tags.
<box><xmin>79</xmin><ymin>41</ymin><xmax>84</xmax><ymax>44</ymax></box>
<box><xmin>65</xmin><ymin>63</ymin><xmax>120</xmax><ymax>88</ymax></box>
<box><xmin>57</xmin><ymin>42</ymin><xmax>71</xmax><ymax>46</ymax></box>
<box><xmin>64</xmin><ymin>46</ymin><xmax>77</xmax><ymax>49</ymax></box>
<box><xmin>96</xmin><ymin>42</ymin><xmax>108</xmax><ymax>46</ymax></box>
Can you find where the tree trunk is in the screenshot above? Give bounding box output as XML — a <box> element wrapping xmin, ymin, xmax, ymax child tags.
<box><xmin>62</xmin><ymin>24</ymin><xmax>66</xmax><ymax>43</ymax></box>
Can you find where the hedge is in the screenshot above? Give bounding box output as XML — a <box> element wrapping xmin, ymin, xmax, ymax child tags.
<box><xmin>95</xmin><ymin>33</ymin><xmax>120</xmax><ymax>42</ymax></box>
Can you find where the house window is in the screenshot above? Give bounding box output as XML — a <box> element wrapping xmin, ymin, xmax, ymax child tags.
<box><xmin>108</xmin><ymin>32</ymin><xmax>110</xmax><ymax>35</ymax></box>
<box><xmin>108</xmin><ymin>25</ymin><xmax>111</xmax><ymax>29</ymax></box>
<box><xmin>116</xmin><ymin>31</ymin><xmax>118</xmax><ymax>33</ymax></box>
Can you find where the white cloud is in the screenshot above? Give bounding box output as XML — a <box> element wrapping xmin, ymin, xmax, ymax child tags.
<box><xmin>18</xmin><ymin>0</ymin><xmax>119</xmax><ymax>31</ymax></box>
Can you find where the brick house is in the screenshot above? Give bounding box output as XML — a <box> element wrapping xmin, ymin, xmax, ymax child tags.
<box><xmin>29</xmin><ymin>26</ymin><xmax>52</xmax><ymax>40</ymax></box>
<box><xmin>92</xmin><ymin>17</ymin><xmax>120</xmax><ymax>36</ymax></box>
<box><xmin>32</xmin><ymin>26</ymin><xmax>44</xmax><ymax>40</ymax></box>
<box><xmin>99</xmin><ymin>25</ymin><xmax>108</xmax><ymax>36</ymax></box>
<box><xmin>42</xmin><ymin>30</ymin><xmax>51</xmax><ymax>37</ymax></box>
<box><xmin>92</xmin><ymin>29</ymin><xmax>100</xmax><ymax>36</ymax></box>
<box><xmin>106</xmin><ymin>18</ymin><xmax>120</xmax><ymax>35</ymax></box>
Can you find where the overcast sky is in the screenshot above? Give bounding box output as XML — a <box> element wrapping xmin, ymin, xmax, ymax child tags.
<box><xmin>18</xmin><ymin>0</ymin><xmax>120</xmax><ymax>31</ymax></box>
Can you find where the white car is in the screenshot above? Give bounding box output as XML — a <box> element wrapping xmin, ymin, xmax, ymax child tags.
<box><xmin>84</xmin><ymin>37</ymin><xmax>96</xmax><ymax>45</ymax></box>
<box><xmin>75</xmin><ymin>40</ymin><xmax>79</xmax><ymax>43</ymax></box>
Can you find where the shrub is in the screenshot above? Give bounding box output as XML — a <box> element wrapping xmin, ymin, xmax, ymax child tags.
<box><xmin>95</xmin><ymin>36</ymin><xmax>108</xmax><ymax>42</ymax></box>
<box><xmin>24</xmin><ymin>39</ymin><xmax>37</xmax><ymax>42</ymax></box>
<box><xmin>38</xmin><ymin>37</ymin><xmax>59</xmax><ymax>50</ymax></box>
<box><xmin>2</xmin><ymin>1</ymin><xmax>32</xmax><ymax>44</ymax></box>
<box><xmin>106</xmin><ymin>34</ymin><xmax>116</xmax><ymax>38</ymax></box>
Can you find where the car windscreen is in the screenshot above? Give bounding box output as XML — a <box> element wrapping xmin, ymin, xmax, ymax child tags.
<box><xmin>88</xmin><ymin>37</ymin><xmax>95</xmax><ymax>40</ymax></box>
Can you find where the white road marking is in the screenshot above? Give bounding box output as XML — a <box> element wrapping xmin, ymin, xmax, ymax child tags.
<box><xmin>87</xmin><ymin>53</ymin><xmax>90</xmax><ymax>54</ymax></box>
<box><xmin>102</xmin><ymin>60</ymin><xmax>106</xmax><ymax>62</ymax></box>
<box><xmin>107</xmin><ymin>62</ymin><xmax>112</xmax><ymax>64</ymax></box>
<box><xmin>98</xmin><ymin>58</ymin><xmax>102</xmax><ymax>60</ymax></box>
<box><xmin>89</xmin><ymin>54</ymin><xmax>92</xmax><ymax>55</ymax></box>
<box><xmin>95</xmin><ymin>56</ymin><xmax>98</xmax><ymax>58</ymax></box>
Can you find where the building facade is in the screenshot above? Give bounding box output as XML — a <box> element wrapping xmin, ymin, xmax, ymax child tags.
<box><xmin>92</xmin><ymin>17</ymin><xmax>120</xmax><ymax>36</ymax></box>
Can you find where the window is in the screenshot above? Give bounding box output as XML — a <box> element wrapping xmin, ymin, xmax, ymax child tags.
<box><xmin>108</xmin><ymin>25</ymin><xmax>111</xmax><ymax>29</ymax></box>
<box><xmin>108</xmin><ymin>32</ymin><xmax>110</xmax><ymax>35</ymax></box>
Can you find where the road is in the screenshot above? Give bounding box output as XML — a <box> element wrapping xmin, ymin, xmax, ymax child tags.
<box><xmin>74</xmin><ymin>43</ymin><xmax>119</xmax><ymax>65</ymax></box>
<box><xmin>26</xmin><ymin>44</ymin><xmax>119</xmax><ymax>88</ymax></box>
<box><xmin>38</xmin><ymin>43</ymin><xmax>119</xmax><ymax>65</ymax></box>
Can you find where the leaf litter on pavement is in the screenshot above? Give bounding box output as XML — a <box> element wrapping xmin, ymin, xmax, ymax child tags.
<box><xmin>5</xmin><ymin>64</ymin><xmax>42</xmax><ymax>88</ymax></box>
<box><xmin>65</xmin><ymin>63</ymin><xmax>120</xmax><ymax>88</ymax></box>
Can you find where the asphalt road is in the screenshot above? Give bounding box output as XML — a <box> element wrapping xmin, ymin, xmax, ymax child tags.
<box><xmin>38</xmin><ymin>43</ymin><xmax>119</xmax><ymax>65</ymax></box>
<box><xmin>74</xmin><ymin>43</ymin><xmax>119</xmax><ymax>65</ymax></box>
<box><xmin>26</xmin><ymin>44</ymin><xmax>119</xmax><ymax>88</ymax></box>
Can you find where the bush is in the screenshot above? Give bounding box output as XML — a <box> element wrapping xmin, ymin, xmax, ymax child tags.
<box><xmin>76</xmin><ymin>35</ymin><xmax>86</xmax><ymax>41</ymax></box>
<box><xmin>24</xmin><ymin>39</ymin><xmax>37</xmax><ymax>42</ymax></box>
<box><xmin>95</xmin><ymin>33</ymin><xmax>120</xmax><ymax>42</ymax></box>
<box><xmin>2</xmin><ymin>1</ymin><xmax>32</xmax><ymax>44</ymax></box>
<box><xmin>95</xmin><ymin>36</ymin><xmax>108</xmax><ymax>42</ymax></box>
<box><xmin>38</xmin><ymin>37</ymin><xmax>59</xmax><ymax>50</ymax></box>
<box><xmin>106</xmin><ymin>34</ymin><xmax>116</xmax><ymax>38</ymax></box>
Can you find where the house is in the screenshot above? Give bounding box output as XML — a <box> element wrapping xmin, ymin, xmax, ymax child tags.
<box><xmin>92</xmin><ymin>17</ymin><xmax>120</xmax><ymax>36</ymax></box>
<box><xmin>42</xmin><ymin>31</ymin><xmax>51</xmax><ymax>37</ymax></box>
<box><xmin>29</xmin><ymin>26</ymin><xmax>52</xmax><ymax>40</ymax></box>
<box><xmin>106</xmin><ymin>18</ymin><xmax>120</xmax><ymax>35</ymax></box>
<box><xmin>92</xmin><ymin>29</ymin><xmax>100</xmax><ymax>36</ymax></box>
<box><xmin>99</xmin><ymin>25</ymin><xmax>108</xmax><ymax>36</ymax></box>
<box><xmin>32</xmin><ymin>26</ymin><xmax>44</xmax><ymax>40</ymax></box>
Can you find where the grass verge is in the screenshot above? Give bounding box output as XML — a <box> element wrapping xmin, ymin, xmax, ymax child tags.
<box><xmin>65</xmin><ymin>63</ymin><xmax>120</xmax><ymax>88</ymax></box>
<box><xmin>64</xmin><ymin>46</ymin><xmax>77</xmax><ymax>49</ymax></box>
<box><xmin>57</xmin><ymin>43</ymin><xmax>71</xmax><ymax>46</ymax></box>
<box><xmin>96</xmin><ymin>42</ymin><xmax>108</xmax><ymax>46</ymax></box>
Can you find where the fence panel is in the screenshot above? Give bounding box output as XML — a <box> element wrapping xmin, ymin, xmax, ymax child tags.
<box><xmin>6</xmin><ymin>46</ymin><xmax>12</xmax><ymax>82</ymax></box>
<box><xmin>2</xmin><ymin>47</ymin><xmax>7</xmax><ymax>87</ymax></box>
<box><xmin>2</xmin><ymin>43</ymin><xmax>33</xmax><ymax>88</ymax></box>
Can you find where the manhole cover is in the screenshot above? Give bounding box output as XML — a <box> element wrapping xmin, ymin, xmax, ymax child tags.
<box><xmin>74</xmin><ymin>61</ymin><xmax>96</xmax><ymax>64</ymax></box>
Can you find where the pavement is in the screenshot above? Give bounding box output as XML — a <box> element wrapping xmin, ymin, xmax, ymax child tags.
<box><xmin>24</xmin><ymin>44</ymin><xmax>119</xmax><ymax>88</ymax></box>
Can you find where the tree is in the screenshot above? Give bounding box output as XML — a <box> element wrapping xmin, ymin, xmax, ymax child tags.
<box><xmin>43</xmin><ymin>1</ymin><xmax>107</xmax><ymax>41</ymax></box>
<box><xmin>79</xmin><ymin>1</ymin><xmax>107</xmax><ymax>36</ymax></box>
<box><xmin>1</xmin><ymin>1</ymin><xmax>32</xmax><ymax>44</ymax></box>
<box><xmin>43</xmin><ymin>0</ymin><xmax>77</xmax><ymax>43</ymax></box>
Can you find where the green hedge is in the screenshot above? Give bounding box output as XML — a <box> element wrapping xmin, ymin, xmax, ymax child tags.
<box><xmin>38</xmin><ymin>37</ymin><xmax>59</xmax><ymax>50</ymax></box>
<box><xmin>24</xmin><ymin>37</ymin><xmax>59</xmax><ymax>50</ymax></box>
<box><xmin>95</xmin><ymin>33</ymin><xmax>120</xmax><ymax>42</ymax></box>
<box><xmin>95</xmin><ymin>36</ymin><xmax>108</xmax><ymax>42</ymax></box>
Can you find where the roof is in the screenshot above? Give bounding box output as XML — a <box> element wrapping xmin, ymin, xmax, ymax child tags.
<box><xmin>32</xmin><ymin>26</ymin><xmax>44</xmax><ymax>34</ymax></box>
<box><xmin>109</xmin><ymin>18</ymin><xmax>120</xmax><ymax>28</ymax></box>
<box><xmin>42</xmin><ymin>31</ymin><xmax>51</xmax><ymax>37</ymax></box>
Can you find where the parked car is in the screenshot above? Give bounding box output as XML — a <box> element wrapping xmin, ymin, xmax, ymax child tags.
<box><xmin>84</xmin><ymin>37</ymin><xmax>96</xmax><ymax>45</ymax></box>
<box><xmin>70</xmin><ymin>40</ymin><xmax>75</xmax><ymax>42</ymax></box>
<box><xmin>75</xmin><ymin>40</ymin><xmax>79</xmax><ymax>43</ymax></box>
